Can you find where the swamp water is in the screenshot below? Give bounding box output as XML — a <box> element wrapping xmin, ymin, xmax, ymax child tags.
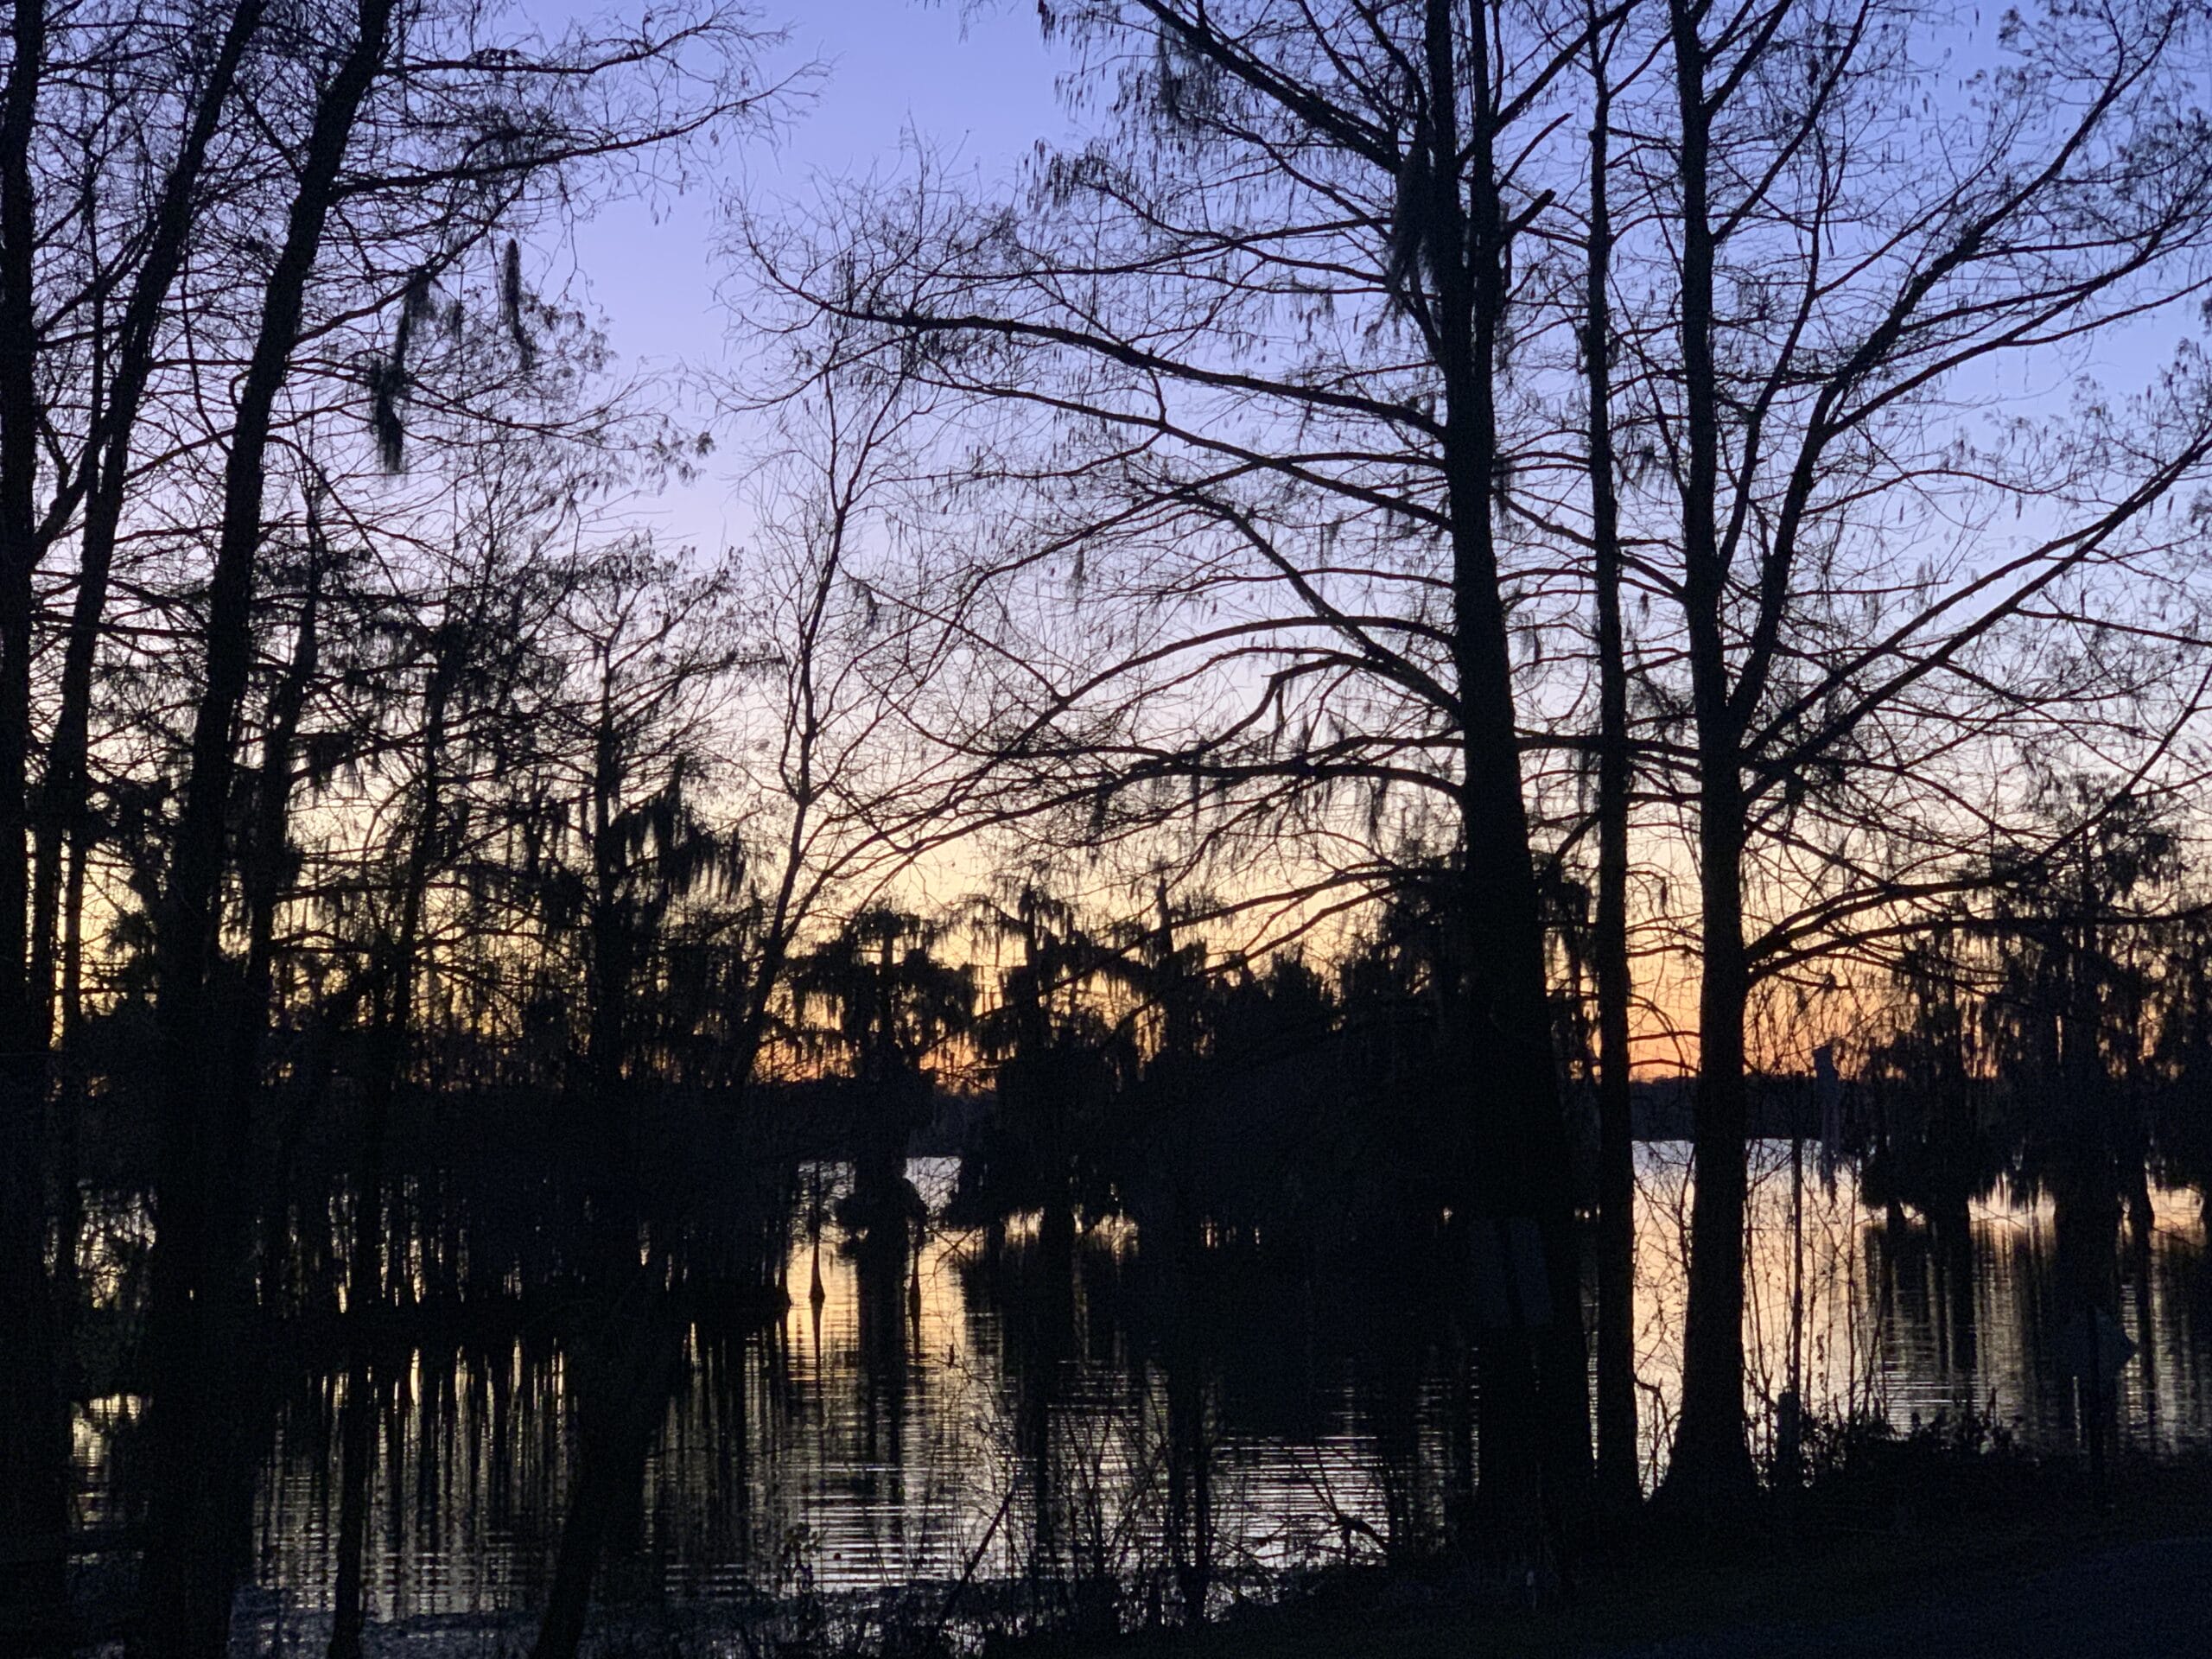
<box><xmin>67</xmin><ymin>1147</ymin><xmax>2212</xmax><ymax>1650</ymax></box>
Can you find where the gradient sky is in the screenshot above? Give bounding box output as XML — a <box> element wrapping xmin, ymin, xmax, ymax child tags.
<box><xmin>526</xmin><ymin>1</ymin><xmax>2199</xmax><ymax>1071</ymax></box>
<box><xmin>553</xmin><ymin>1</ymin><xmax>1075</xmax><ymax>556</ymax></box>
<box><xmin>548</xmin><ymin>2</ymin><xmax>2189</xmax><ymax>564</ymax></box>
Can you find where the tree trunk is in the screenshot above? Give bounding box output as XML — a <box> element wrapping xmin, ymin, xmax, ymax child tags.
<box><xmin>1584</xmin><ymin>22</ymin><xmax>1640</xmax><ymax>1517</ymax></box>
<box><xmin>31</xmin><ymin>0</ymin><xmax>267</xmax><ymax>1040</ymax></box>
<box><xmin>137</xmin><ymin>5</ymin><xmax>395</xmax><ymax>1652</ymax></box>
<box><xmin>0</xmin><ymin>0</ymin><xmax>69</xmax><ymax>1633</ymax></box>
<box><xmin>331</xmin><ymin>637</ymin><xmax>454</xmax><ymax>1659</ymax></box>
<box><xmin>1421</xmin><ymin>0</ymin><xmax>1592</xmax><ymax>1554</ymax></box>
<box><xmin>531</xmin><ymin>660</ymin><xmax>658</xmax><ymax>1659</ymax></box>
<box><xmin>1661</xmin><ymin>0</ymin><xmax>1757</xmax><ymax>1508</ymax></box>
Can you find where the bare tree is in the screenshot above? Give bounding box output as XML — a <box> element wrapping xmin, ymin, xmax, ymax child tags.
<box><xmin>1578</xmin><ymin>0</ymin><xmax>1644</xmax><ymax>1510</ymax></box>
<box><xmin>1630</xmin><ymin>0</ymin><xmax>2212</xmax><ymax>1503</ymax></box>
<box><xmin>117</xmin><ymin>3</ymin><xmax>784</xmax><ymax>1649</ymax></box>
<box><xmin>755</xmin><ymin>0</ymin><xmax>1608</xmax><ymax>1548</ymax></box>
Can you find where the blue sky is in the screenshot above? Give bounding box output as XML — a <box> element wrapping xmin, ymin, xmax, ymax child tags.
<box><xmin>550</xmin><ymin>1</ymin><xmax>1073</xmax><ymax>554</ymax></box>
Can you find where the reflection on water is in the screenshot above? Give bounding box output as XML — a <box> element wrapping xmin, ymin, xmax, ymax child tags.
<box><xmin>70</xmin><ymin>1148</ymin><xmax>2212</xmax><ymax>1644</ymax></box>
<box><xmin>1635</xmin><ymin>1143</ymin><xmax>2210</xmax><ymax>1478</ymax></box>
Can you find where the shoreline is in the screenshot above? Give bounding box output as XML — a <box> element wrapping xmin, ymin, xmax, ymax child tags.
<box><xmin>1029</xmin><ymin>1458</ymin><xmax>2212</xmax><ymax>1659</ymax></box>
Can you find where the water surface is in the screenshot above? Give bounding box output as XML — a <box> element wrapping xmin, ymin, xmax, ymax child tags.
<box><xmin>70</xmin><ymin>1147</ymin><xmax>2212</xmax><ymax>1646</ymax></box>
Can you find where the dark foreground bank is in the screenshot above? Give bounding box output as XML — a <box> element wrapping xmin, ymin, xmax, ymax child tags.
<box><xmin>1034</xmin><ymin>1459</ymin><xmax>2212</xmax><ymax>1659</ymax></box>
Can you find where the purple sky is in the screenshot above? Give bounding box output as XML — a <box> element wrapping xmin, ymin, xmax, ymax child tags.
<box><xmin>552</xmin><ymin>2</ymin><xmax>1074</xmax><ymax>554</ymax></box>
<box><xmin>546</xmin><ymin>2</ymin><xmax>2188</xmax><ymax>565</ymax></box>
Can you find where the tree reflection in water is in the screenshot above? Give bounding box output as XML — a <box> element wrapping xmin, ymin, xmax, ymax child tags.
<box><xmin>54</xmin><ymin>1149</ymin><xmax>2209</xmax><ymax>1649</ymax></box>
